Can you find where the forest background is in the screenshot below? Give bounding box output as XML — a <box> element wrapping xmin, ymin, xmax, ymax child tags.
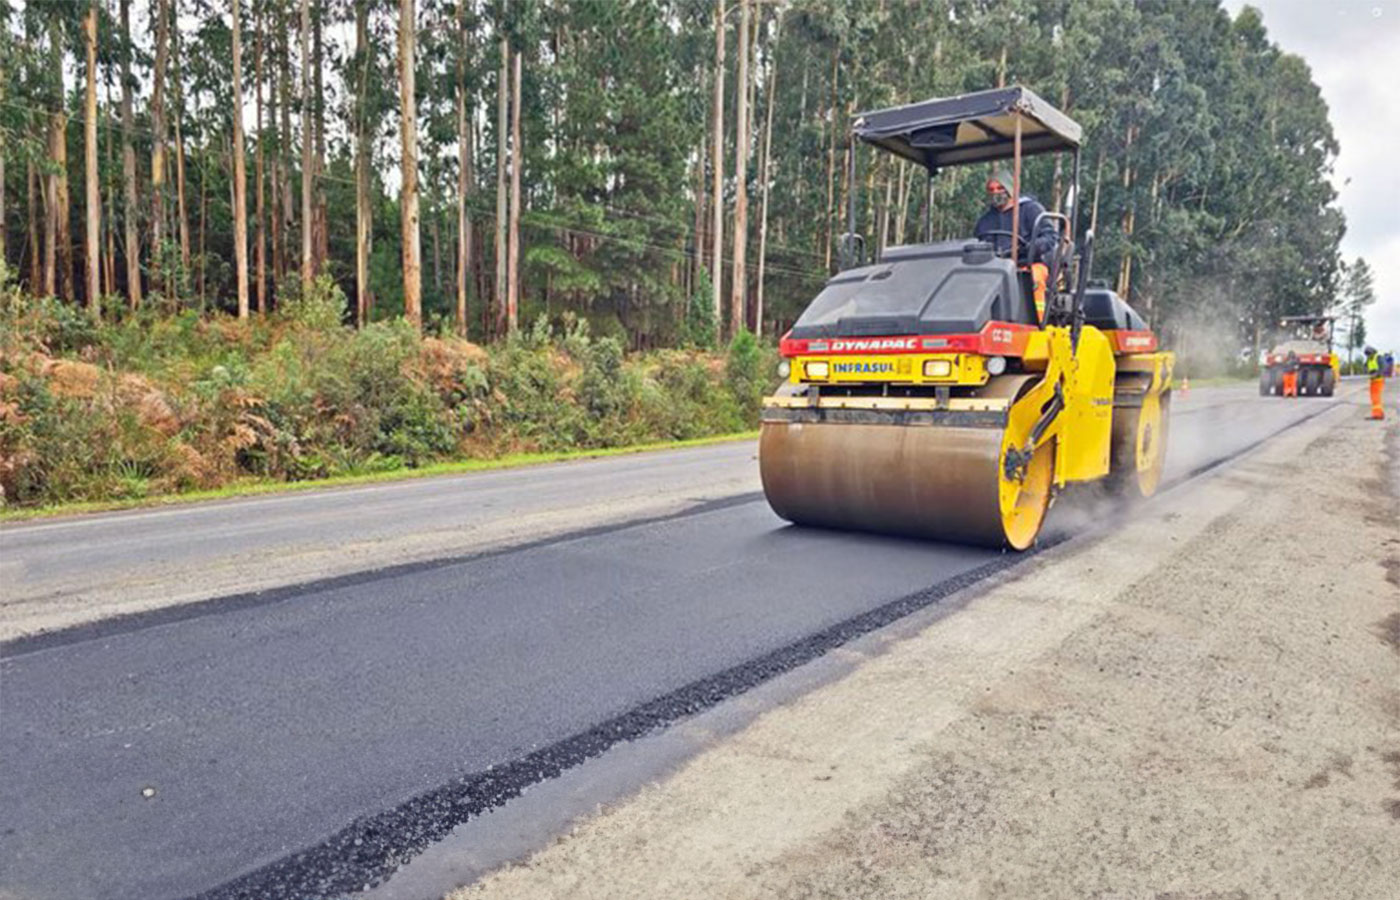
<box><xmin>0</xmin><ymin>0</ymin><xmax>1377</xmax><ymax>508</ymax></box>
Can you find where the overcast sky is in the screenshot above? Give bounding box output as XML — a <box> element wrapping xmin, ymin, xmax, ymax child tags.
<box><xmin>1222</xmin><ymin>0</ymin><xmax>1400</xmax><ymax>352</ymax></box>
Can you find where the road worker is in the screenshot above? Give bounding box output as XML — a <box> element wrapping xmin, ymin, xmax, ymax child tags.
<box><xmin>1281</xmin><ymin>350</ymin><xmax>1300</xmax><ymax>397</ymax></box>
<box><xmin>975</xmin><ymin>171</ymin><xmax>1058</xmax><ymax>321</ymax></box>
<box><xmin>1364</xmin><ymin>346</ymin><xmax>1384</xmax><ymax>419</ymax></box>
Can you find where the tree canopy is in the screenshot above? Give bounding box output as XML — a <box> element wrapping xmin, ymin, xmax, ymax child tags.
<box><xmin>0</xmin><ymin>0</ymin><xmax>1349</xmax><ymax>361</ymax></box>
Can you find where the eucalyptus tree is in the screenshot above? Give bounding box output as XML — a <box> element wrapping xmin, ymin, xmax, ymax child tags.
<box><xmin>399</xmin><ymin>0</ymin><xmax>421</xmax><ymax>327</ymax></box>
<box><xmin>82</xmin><ymin>0</ymin><xmax>99</xmax><ymax>314</ymax></box>
<box><xmin>150</xmin><ymin>0</ymin><xmax>169</xmax><ymax>294</ymax></box>
<box><xmin>231</xmin><ymin>0</ymin><xmax>249</xmax><ymax>318</ymax></box>
<box><xmin>118</xmin><ymin>0</ymin><xmax>141</xmax><ymax>307</ymax></box>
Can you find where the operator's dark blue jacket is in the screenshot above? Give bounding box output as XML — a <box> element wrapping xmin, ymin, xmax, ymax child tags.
<box><xmin>974</xmin><ymin>195</ymin><xmax>1057</xmax><ymax>263</ymax></box>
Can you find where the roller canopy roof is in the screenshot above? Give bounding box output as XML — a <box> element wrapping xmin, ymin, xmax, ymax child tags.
<box><xmin>853</xmin><ymin>86</ymin><xmax>1082</xmax><ymax>170</ymax></box>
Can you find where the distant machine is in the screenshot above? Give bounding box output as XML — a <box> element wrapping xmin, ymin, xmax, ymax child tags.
<box><xmin>758</xmin><ymin>86</ymin><xmax>1174</xmax><ymax>551</ymax></box>
<box><xmin>1259</xmin><ymin>316</ymin><xmax>1338</xmax><ymax>398</ymax></box>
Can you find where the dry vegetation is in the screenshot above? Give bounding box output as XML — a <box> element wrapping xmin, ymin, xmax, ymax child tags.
<box><xmin>0</xmin><ymin>274</ymin><xmax>771</xmax><ymax>508</ymax></box>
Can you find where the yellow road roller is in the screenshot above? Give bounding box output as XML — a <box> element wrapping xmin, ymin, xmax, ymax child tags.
<box><xmin>759</xmin><ymin>86</ymin><xmax>1174</xmax><ymax>550</ymax></box>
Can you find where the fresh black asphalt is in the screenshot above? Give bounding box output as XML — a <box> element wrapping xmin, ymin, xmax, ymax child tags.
<box><xmin>0</xmin><ymin>386</ymin><xmax>1350</xmax><ymax>900</ymax></box>
<box><xmin>2</xmin><ymin>499</ymin><xmax>1006</xmax><ymax>900</ymax></box>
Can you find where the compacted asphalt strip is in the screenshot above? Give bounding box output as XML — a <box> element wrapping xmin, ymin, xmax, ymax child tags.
<box><xmin>0</xmin><ymin>385</ymin><xmax>1355</xmax><ymax>900</ymax></box>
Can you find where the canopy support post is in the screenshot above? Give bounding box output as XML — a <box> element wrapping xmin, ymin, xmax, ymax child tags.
<box><xmin>846</xmin><ymin>131</ymin><xmax>857</xmax><ymax>251</ymax></box>
<box><xmin>1010</xmin><ymin>113</ymin><xmax>1023</xmax><ymax>270</ymax></box>
<box><xmin>924</xmin><ymin>170</ymin><xmax>934</xmax><ymax>242</ymax></box>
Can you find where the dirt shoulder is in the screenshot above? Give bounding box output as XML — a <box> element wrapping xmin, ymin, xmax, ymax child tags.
<box><xmin>450</xmin><ymin>401</ymin><xmax>1399</xmax><ymax>898</ymax></box>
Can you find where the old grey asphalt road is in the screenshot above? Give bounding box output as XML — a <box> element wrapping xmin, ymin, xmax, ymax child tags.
<box><xmin>0</xmin><ymin>439</ymin><xmax>762</xmax><ymax>641</ymax></box>
<box><xmin>0</xmin><ymin>384</ymin><xmax>1357</xmax><ymax>900</ymax></box>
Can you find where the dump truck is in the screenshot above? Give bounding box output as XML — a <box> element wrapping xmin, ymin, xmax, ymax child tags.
<box><xmin>759</xmin><ymin>86</ymin><xmax>1174</xmax><ymax>550</ymax></box>
<box><xmin>1259</xmin><ymin>316</ymin><xmax>1338</xmax><ymax>397</ymax></box>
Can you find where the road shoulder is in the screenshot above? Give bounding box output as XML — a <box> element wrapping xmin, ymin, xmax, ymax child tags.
<box><xmin>449</xmin><ymin>405</ymin><xmax>1399</xmax><ymax>899</ymax></box>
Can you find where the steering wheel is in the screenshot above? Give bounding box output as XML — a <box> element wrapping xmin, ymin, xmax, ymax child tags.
<box><xmin>976</xmin><ymin>230</ymin><xmax>1032</xmax><ymax>259</ymax></box>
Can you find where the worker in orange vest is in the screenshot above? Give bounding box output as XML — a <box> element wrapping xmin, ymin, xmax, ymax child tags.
<box><xmin>1281</xmin><ymin>351</ymin><xmax>1300</xmax><ymax>398</ymax></box>
<box><xmin>1365</xmin><ymin>346</ymin><xmax>1385</xmax><ymax>419</ymax></box>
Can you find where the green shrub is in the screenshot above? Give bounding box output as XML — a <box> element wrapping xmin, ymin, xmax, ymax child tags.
<box><xmin>0</xmin><ymin>299</ymin><xmax>765</xmax><ymax>507</ymax></box>
<box><xmin>682</xmin><ymin>270</ymin><xmax>718</xmax><ymax>351</ymax></box>
<box><xmin>490</xmin><ymin>341</ymin><xmax>585</xmax><ymax>450</ymax></box>
<box><xmin>725</xmin><ymin>329</ymin><xmax>774</xmax><ymax>423</ymax></box>
<box><xmin>277</xmin><ymin>274</ymin><xmax>348</xmax><ymax>331</ymax></box>
<box><xmin>578</xmin><ymin>338</ymin><xmax>629</xmax><ymax>419</ymax></box>
<box><xmin>0</xmin><ymin>291</ymin><xmax>101</xmax><ymax>358</ymax></box>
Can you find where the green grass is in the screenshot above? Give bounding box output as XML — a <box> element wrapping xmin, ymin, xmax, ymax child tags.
<box><xmin>0</xmin><ymin>430</ymin><xmax>759</xmax><ymax>523</ymax></box>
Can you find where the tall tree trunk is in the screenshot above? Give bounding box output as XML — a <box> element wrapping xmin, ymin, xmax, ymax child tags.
<box><xmin>1050</xmin><ymin>86</ymin><xmax>1071</xmax><ymax>212</ymax></box>
<box><xmin>43</xmin><ymin>110</ymin><xmax>62</xmax><ymax>299</ymax></box>
<box><xmin>455</xmin><ymin>0</ymin><xmax>473</xmax><ymax>337</ymax></box>
<box><xmin>255</xmin><ymin>0</ymin><xmax>267</xmax><ymax>313</ymax></box>
<box><xmin>506</xmin><ymin>48</ymin><xmax>521</xmax><ymax>333</ymax></box>
<box><xmin>103</xmin><ymin>99</ymin><xmax>116</xmax><ymax>297</ymax></box>
<box><xmin>83</xmin><ymin>3</ymin><xmax>101</xmax><ymax>316</ymax></box>
<box><xmin>494</xmin><ymin>31</ymin><xmax>508</xmax><ymax>334</ymax></box>
<box><xmin>44</xmin><ymin>154</ymin><xmax>56</xmax><ymax>298</ymax></box>
<box><xmin>0</xmin><ymin>76</ymin><xmax>6</xmax><ymax>274</ymax></box>
<box><xmin>172</xmin><ymin>116</ymin><xmax>189</xmax><ymax>288</ymax></box>
<box><xmin>231</xmin><ymin>0</ymin><xmax>250</xmax><ymax>318</ymax></box>
<box><xmin>281</xmin><ymin>16</ymin><xmax>295</xmax><ymax>293</ymax></box>
<box><xmin>57</xmin><ymin>148</ymin><xmax>73</xmax><ymax>302</ymax></box>
<box><xmin>823</xmin><ymin>48</ymin><xmax>837</xmax><ymax>271</ymax></box>
<box><xmin>692</xmin><ymin>129</ymin><xmax>706</xmax><ymax>298</ymax></box>
<box><xmin>28</xmin><ymin>162</ymin><xmax>42</xmax><ymax>293</ymax></box>
<box><xmin>312</xmin><ymin>2</ymin><xmax>328</xmax><ymax>271</ymax></box>
<box><xmin>151</xmin><ymin>0</ymin><xmax>169</xmax><ymax>296</ymax></box>
<box><xmin>1116</xmin><ymin>123</ymin><xmax>1135</xmax><ymax>300</ymax></box>
<box><xmin>299</xmin><ymin>0</ymin><xmax>314</xmax><ymax>289</ymax></box>
<box><xmin>877</xmin><ymin>164</ymin><xmax>892</xmax><ymax>257</ymax></box>
<box><xmin>1118</xmin><ymin>201</ymin><xmax>1135</xmax><ymax>301</ymax></box>
<box><xmin>46</xmin><ymin>16</ymin><xmax>72</xmax><ymax>301</ymax></box>
<box><xmin>355</xmin><ymin>0</ymin><xmax>372</xmax><ymax>326</ymax></box>
<box><xmin>197</xmin><ymin>149</ymin><xmax>207</xmax><ymax>303</ymax></box>
<box><xmin>894</xmin><ymin>160</ymin><xmax>910</xmax><ymax>245</ymax></box>
<box><xmin>398</xmin><ymin>0</ymin><xmax>422</xmax><ymax>328</ymax></box>
<box><xmin>710</xmin><ymin>0</ymin><xmax>725</xmax><ymax>332</ymax></box>
<box><xmin>691</xmin><ymin>110</ymin><xmax>706</xmax><ymax>298</ymax></box>
<box><xmin>729</xmin><ymin>0</ymin><xmax>749</xmax><ymax>337</ymax></box>
<box><xmin>171</xmin><ymin>0</ymin><xmax>191</xmax><ymax>283</ymax></box>
<box><xmin>432</xmin><ymin>209</ymin><xmax>443</xmax><ymax>296</ymax></box>
<box><xmin>269</xmin><ymin>6</ymin><xmax>281</xmax><ymax>292</ymax></box>
<box><xmin>755</xmin><ymin>11</ymin><xmax>781</xmax><ymax>337</ymax></box>
<box><xmin>1089</xmin><ymin>148</ymin><xmax>1104</xmax><ymax>235</ymax></box>
<box><xmin>276</xmin><ymin>2</ymin><xmax>293</xmax><ymax>291</ymax></box>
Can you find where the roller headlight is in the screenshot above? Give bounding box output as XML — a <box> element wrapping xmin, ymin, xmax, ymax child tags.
<box><xmin>922</xmin><ymin>359</ymin><xmax>953</xmax><ymax>378</ymax></box>
<box><xmin>805</xmin><ymin>361</ymin><xmax>829</xmax><ymax>379</ymax></box>
<box><xmin>777</xmin><ymin>359</ymin><xmax>791</xmax><ymax>378</ymax></box>
<box><xmin>986</xmin><ymin>355</ymin><xmax>1007</xmax><ymax>376</ymax></box>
